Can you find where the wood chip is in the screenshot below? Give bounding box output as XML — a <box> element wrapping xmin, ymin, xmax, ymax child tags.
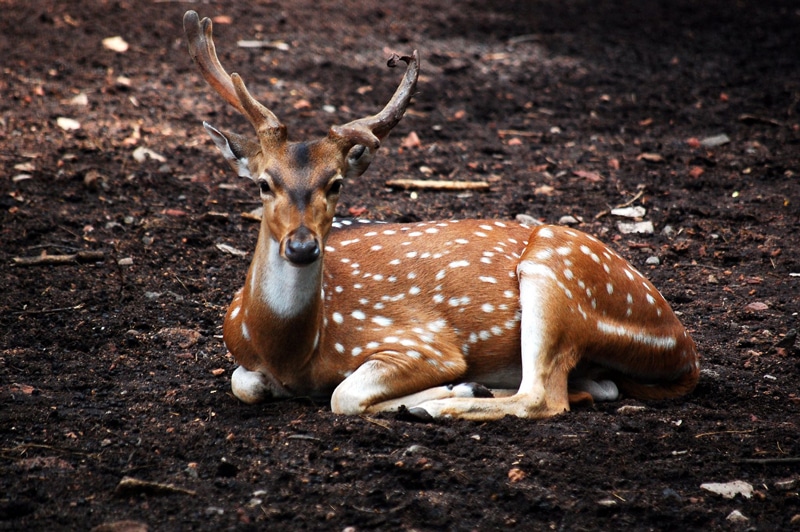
<box><xmin>700</xmin><ymin>480</ymin><xmax>753</xmax><ymax>499</ymax></box>
<box><xmin>385</xmin><ymin>179</ymin><xmax>490</xmax><ymax>191</ymax></box>
<box><xmin>237</xmin><ymin>40</ymin><xmax>290</xmax><ymax>51</ymax></box>
<box><xmin>617</xmin><ymin>221</ymin><xmax>654</xmax><ymax>234</ymax></box>
<box><xmin>216</xmin><ymin>243</ymin><xmax>247</xmax><ymax>257</ymax></box>
<box><xmin>57</xmin><ymin>117</ymin><xmax>81</xmax><ymax>131</ymax></box>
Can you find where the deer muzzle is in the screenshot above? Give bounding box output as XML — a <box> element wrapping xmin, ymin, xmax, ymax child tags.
<box><xmin>283</xmin><ymin>226</ymin><xmax>321</xmax><ymax>266</ymax></box>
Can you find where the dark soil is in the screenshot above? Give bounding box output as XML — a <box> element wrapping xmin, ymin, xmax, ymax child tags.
<box><xmin>2</xmin><ymin>1</ymin><xmax>799</xmax><ymax>530</ymax></box>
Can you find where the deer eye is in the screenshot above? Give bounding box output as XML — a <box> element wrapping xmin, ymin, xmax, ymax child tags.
<box><xmin>258</xmin><ymin>179</ymin><xmax>273</xmax><ymax>196</ymax></box>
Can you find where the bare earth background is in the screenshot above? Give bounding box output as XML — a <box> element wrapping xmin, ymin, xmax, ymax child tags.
<box><xmin>1</xmin><ymin>0</ymin><xmax>799</xmax><ymax>530</ymax></box>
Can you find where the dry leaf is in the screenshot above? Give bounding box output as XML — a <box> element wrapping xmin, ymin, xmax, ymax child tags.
<box><xmin>534</xmin><ymin>184</ymin><xmax>556</xmax><ymax>196</ymax></box>
<box><xmin>637</xmin><ymin>153</ymin><xmax>664</xmax><ymax>163</ymax></box>
<box><xmin>573</xmin><ymin>170</ymin><xmax>603</xmax><ymax>182</ymax></box>
<box><xmin>401</xmin><ymin>131</ymin><xmax>422</xmax><ymax>149</ymax></box>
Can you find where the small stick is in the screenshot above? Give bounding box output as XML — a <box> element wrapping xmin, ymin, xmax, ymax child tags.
<box><xmin>13</xmin><ymin>250</ymin><xmax>105</xmax><ymax>266</ymax></box>
<box><xmin>385</xmin><ymin>179</ymin><xmax>490</xmax><ymax>191</ymax></box>
<box><xmin>595</xmin><ymin>189</ymin><xmax>646</xmax><ymax>219</ymax></box>
<box><xmin>13</xmin><ymin>303</ymin><xmax>85</xmax><ymax>316</ymax></box>
<box><xmin>497</xmin><ymin>129</ymin><xmax>541</xmax><ymax>138</ymax></box>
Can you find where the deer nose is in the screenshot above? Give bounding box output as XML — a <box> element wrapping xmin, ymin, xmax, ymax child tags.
<box><xmin>284</xmin><ymin>226</ymin><xmax>320</xmax><ymax>266</ymax></box>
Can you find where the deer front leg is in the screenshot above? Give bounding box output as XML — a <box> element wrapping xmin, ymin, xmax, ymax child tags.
<box><xmin>330</xmin><ymin>352</ymin><xmax>489</xmax><ymax>415</ymax></box>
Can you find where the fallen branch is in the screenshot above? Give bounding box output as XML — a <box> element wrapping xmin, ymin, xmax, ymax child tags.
<box><xmin>385</xmin><ymin>179</ymin><xmax>490</xmax><ymax>192</ymax></box>
<box><xmin>739</xmin><ymin>457</ymin><xmax>800</xmax><ymax>465</ymax></box>
<box><xmin>13</xmin><ymin>250</ymin><xmax>105</xmax><ymax>266</ymax></box>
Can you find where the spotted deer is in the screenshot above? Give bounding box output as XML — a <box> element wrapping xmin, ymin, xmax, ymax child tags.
<box><xmin>184</xmin><ymin>11</ymin><xmax>699</xmax><ymax>421</ymax></box>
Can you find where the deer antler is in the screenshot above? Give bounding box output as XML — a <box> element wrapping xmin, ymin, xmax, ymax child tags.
<box><xmin>183</xmin><ymin>10</ymin><xmax>286</xmax><ymax>141</ymax></box>
<box><xmin>329</xmin><ymin>51</ymin><xmax>420</xmax><ymax>151</ymax></box>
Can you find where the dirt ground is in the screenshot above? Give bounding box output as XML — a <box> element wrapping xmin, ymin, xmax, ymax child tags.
<box><xmin>1</xmin><ymin>0</ymin><xmax>799</xmax><ymax>530</ymax></box>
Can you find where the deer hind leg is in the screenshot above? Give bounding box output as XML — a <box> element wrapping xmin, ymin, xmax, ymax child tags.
<box><xmin>404</xmin><ymin>261</ymin><xmax>582</xmax><ymax>420</ymax></box>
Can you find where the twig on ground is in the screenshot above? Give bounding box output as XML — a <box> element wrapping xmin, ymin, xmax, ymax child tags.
<box><xmin>385</xmin><ymin>179</ymin><xmax>490</xmax><ymax>191</ymax></box>
<box><xmin>12</xmin><ymin>250</ymin><xmax>105</xmax><ymax>266</ymax></box>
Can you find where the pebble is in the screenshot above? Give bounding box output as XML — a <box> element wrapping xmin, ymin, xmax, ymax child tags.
<box><xmin>515</xmin><ymin>213</ymin><xmax>542</xmax><ymax>226</ymax></box>
<box><xmin>616</xmin><ymin>405</ymin><xmax>646</xmax><ymax>415</ymax></box>
<box><xmin>726</xmin><ymin>510</ymin><xmax>748</xmax><ymax>523</ymax></box>
<box><xmin>558</xmin><ymin>215</ymin><xmax>579</xmax><ymax>225</ymax></box>
<box><xmin>645</xmin><ymin>256</ymin><xmax>660</xmax><ymax>265</ymax></box>
<box><xmin>700</xmin><ymin>133</ymin><xmax>730</xmax><ymax>147</ymax></box>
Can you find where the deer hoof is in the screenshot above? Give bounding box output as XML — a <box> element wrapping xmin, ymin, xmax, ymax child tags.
<box><xmin>397</xmin><ymin>405</ymin><xmax>434</xmax><ymax>422</ymax></box>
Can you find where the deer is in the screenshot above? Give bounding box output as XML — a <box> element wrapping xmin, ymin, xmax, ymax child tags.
<box><xmin>183</xmin><ymin>10</ymin><xmax>700</xmax><ymax>421</ymax></box>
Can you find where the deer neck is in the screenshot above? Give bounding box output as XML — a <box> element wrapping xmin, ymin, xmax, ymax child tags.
<box><xmin>242</xmin><ymin>222</ymin><xmax>324</xmax><ymax>376</ymax></box>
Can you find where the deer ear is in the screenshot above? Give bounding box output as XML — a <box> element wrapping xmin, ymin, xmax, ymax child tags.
<box><xmin>203</xmin><ymin>122</ymin><xmax>260</xmax><ymax>180</ymax></box>
<box><xmin>343</xmin><ymin>144</ymin><xmax>376</xmax><ymax>179</ymax></box>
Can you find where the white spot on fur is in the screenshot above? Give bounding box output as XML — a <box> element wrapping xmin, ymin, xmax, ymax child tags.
<box><xmin>372</xmin><ymin>316</ymin><xmax>393</xmax><ymax>327</ymax></box>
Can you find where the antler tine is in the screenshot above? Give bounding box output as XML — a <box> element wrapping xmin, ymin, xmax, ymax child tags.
<box><xmin>184</xmin><ymin>11</ymin><xmax>245</xmax><ymax>114</ymax></box>
<box><xmin>330</xmin><ymin>50</ymin><xmax>420</xmax><ymax>151</ymax></box>
<box><xmin>184</xmin><ymin>11</ymin><xmax>285</xmax><ymax>140</ymax></box>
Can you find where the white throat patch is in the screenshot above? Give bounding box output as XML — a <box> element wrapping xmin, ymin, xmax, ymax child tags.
<box><xmin>254</xmin><ymin>238</ymin><xmax>321</xmax><ymax>319</ymax></box>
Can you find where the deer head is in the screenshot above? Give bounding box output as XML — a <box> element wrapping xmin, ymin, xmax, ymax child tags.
<box><xmin>183</xmin><ymin>10</ymin><xmax>419</xmax><ymax>266</ymax></box>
